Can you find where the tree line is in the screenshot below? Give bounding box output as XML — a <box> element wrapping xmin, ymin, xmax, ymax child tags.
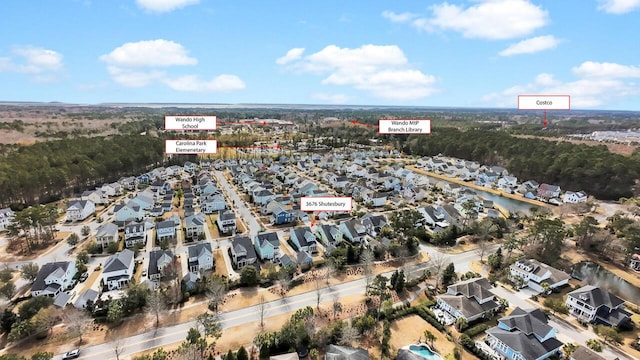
<box><xmin>402</xmin><ymin>127</ymin><xmax>640</xmax><ymax>200</ymax></box>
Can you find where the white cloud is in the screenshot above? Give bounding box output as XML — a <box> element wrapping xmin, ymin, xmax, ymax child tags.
<box><xmin>499</xmin><ymin>35</ymin><xmax>560</xmax><ymax>56</ymax></box>
<box><xmin>482</xmin><ymin>61</ymin><xmax>640</xmax><ymax>108</ymax></box>
<box><xmin>100</xmin><ymin>39</ymin><xmax>197</xmax><ymax>67</ymax></box>
<box><xmin>276</xmin><ymin>48</ymin><xmax>305</xmax><ymax>65</ymax></box>
<box><xmin>136</xmin><ymin>0</ymin><xmax>199</xmax><ymax>13</ymax></box>
<box><xmin>385</xmin><ymin>0</ymin><xmax>548</xmax><ymax>40</ymax></box>
<box><xmin>278</xmin><ymin>44</ymin><xmax>437</xmax><ymax>101</ymax></box>
<box><xmin>381</xmin><ymin>11</ymin><xmax>418</xmax><ymax>23</ymax></box>
<box><xmin>163</xmin><ymin>74</ymin><xmax>246</xmax><ymax>92</ymax></box>
<box><xmin>0</xmin><ymin>46</ymin><xmax>64</xmax><ymax>81</ymax></box>
<box><xmin>312</xmin><ymin>93</ymin><xmax>351</xmax><ymax>104</ymax></box>
<box><xmin>101</xmin><ymin>39</ymin><xmax>245</xmax><ymax>92</ymax></box>
<box><xmin>597</xmin><ymin>0</ymin><xmax>640</xmax><ymax>14</ymax></box>
<box><xmin>572</xmin><ymin>61</ymin><xmax>640</xmax><ymax>78</ymax></box>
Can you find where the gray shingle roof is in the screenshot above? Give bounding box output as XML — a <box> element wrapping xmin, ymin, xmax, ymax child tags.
<box><xmin>486</xmin><ymin>328</ymin><xmax>563</xmax><ymax>360</ymax></box>
<box><xmin>188</xmin><ymin>243</ymin><xmax>212</xmax><ymax>259</ymax></box>
<box><xmin>571</xmin><ymin>346</ymin><xmax>606</xmax><ymax>360</ymax></box>
<box><xmin>104</xmin><ymin>249</ymin><xmax>134</xmax><ymax>273</ymax></box>
<box><xmin>31</xmin><ymin>261</ymin><xmax>72</xmax><ymax>292</ymax></box>
<box><xmin>256</xmin><ymin>232</ymin><xmax>280</xmax><ymax>248</ymax></box>
<box><xmin>96</xmin><ymin>222</ymin><xmax>118</xmax><ymax>238</ymax></box>
<box><xmin>448</xmin><ymin>277</ymin><xmax>494</xmax><ymax>301</ymax></box>
<box><xmin>567</xmin><ymin>285</ymin><xmax>624</xmax><ymax>309</ymax></box>
<box><xmin>232</xmin><ymin>236</ymin><xmax>256</xmax><ymax>261</ymax></box>
<box><xmin>498</xmin><ymin>307</ymin><xmax>553</xmax><ymax>339</ymax></box>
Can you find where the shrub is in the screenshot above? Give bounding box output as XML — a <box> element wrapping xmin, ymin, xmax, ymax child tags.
<box><xmin>464</xmin><ymin>324</ymin><xmax>490</xmax><ymax>338</ymax></box>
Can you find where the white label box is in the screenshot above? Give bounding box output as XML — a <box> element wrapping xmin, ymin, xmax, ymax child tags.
<box><xmin>165</xmin><ymin>115</ymin><xmax>217</xmax><ymax>130</ymax></box>
<box><xmin>518</xmin><ymin>95</ymin><xmax>570</xmax><ymax>110</ymax></box>
<box><xmin>165</xmin><ymin>140</ymin><xmax>217</xmax><ymax>154</ymax></box>
<box><xmin>379</xmin><ymin>119</ymin><xmax>431</xmax><ymax>134</ymax></box>
<box><xmin>301</xmin><ymin>197</ymin><xmax>352</xmax><ymax>212</ymax></box>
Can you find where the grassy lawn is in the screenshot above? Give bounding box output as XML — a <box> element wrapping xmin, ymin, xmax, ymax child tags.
<box><xmin>206</xmin><ymin>214</ymin><xmax>221</xmax><ymax>239</ymax></box>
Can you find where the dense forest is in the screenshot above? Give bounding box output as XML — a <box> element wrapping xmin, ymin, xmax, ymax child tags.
<box><xmin>402</xmin><ymin>128</ymin><xmax>640</xmax><ymax>200</ymax></box>
<box><xmin>0</xmin><ymin>135</ymin><xmax>166</xmax><ymax>208</ymax></box>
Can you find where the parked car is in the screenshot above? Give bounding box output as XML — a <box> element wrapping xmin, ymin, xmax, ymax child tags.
<box><xmin>79</xmin><ymin>273</ymin><xmax>89</xmax><ymax>282</ymax></box>
<box><xmin>62</xmin><ymin>349</ymin><xmax>80</xmax><ymax>359</ymax></box>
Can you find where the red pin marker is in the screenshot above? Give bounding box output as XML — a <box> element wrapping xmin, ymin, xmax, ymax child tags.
<box><xmin>262</xmin><ymin>121</ymin><xmax>266</xmax><ymax>125</ymax></box>
<box><xmin>351</xmin><ymin>120</ymin><xmax>357</xmax><ymax>125</ymax></box>
<box><xmin>543</xmin><ymin>110</ymin><xmax>547</xmax><ymax>127</ymax></box>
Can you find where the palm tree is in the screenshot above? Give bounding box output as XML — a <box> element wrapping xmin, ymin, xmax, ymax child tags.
<box><xmin>423</xmin><ymin>330</ymin><xmax>436</xmax><ymax>348</ymax></box>
<box><xmin>455</xmin><ymin>317</ymin><xmax>468</xmax><ymax>332</ymax></box>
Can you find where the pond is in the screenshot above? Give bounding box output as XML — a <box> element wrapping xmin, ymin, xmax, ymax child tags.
<box><xmin>572</xmin><ymin>261</ymin><xmax>640</xmax><ymax>306</ymax></box>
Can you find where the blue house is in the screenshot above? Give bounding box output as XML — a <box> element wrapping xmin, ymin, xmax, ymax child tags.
<box><xmin>254</xmin><ymin>232</ymin><xmax>281</xmax><ymax>261</ymax></box>
<box><xmin>137</xmin><ymin>173</ymin><xmax>151</xmax><ymax>184</ymax></box>
<box><xmin>486</xmin><ymin>307</ymin><xmax>563</xmax><ymax>360</ymax></box>
<box><xmin>271</xmin><ymin>204</ymin><xmax>295</xmax><ymax>225</ymax></box>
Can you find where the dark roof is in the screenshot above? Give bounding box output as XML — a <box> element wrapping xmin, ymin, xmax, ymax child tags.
<box><xmin>280</xmin><ymin>254</ymin><xmax>295</xmax><ymax>267</ymax></box>
<box><xmin>67</xmin><ymin>200</ymin><xmax>91</xmax><ymax>210</ymax></box>
<box><xmin>156</xmin><ymin>220</ymin><xmax>175</xmax><ymax>230</ymax></box>
<box><xmin>188</xmin><ymin>243</ymin><xmax>212</xmax><ymax>259</ymax></box>
<box><xmin>31</xmin><ymin>261</ymin><xmax>72</xmax><ymax>292</ymax></box>
<box><xmin>256</xmin><ymin>232</ymin><xmax>280</xmax><ymax>248</ymax></box>
<box><xmin>438</xmin><ymin>294</ymin><xmax>499</xmax><ymax>319</ymax></box>
<box><xmin>124</xmin><ymin>221</ymin><xmax>145</xmax><ymax>233</ymax></box>
<box><xmin>486</xmin><ymin>327</ymin><xmax>563</xmax><ymax>360</ymax></box>
<box><xmin>255</xmin><ymin>189</ymin><xmax>274</xmax><ymax>197</ymax></box>
<box><xmin>361</xmin><ymin>214</ymin><xmax>387</xmax><ymax>228</ymax></box>
<box><xmin>296</xmin><ymin>250</ymin><xmax>312</xmax><ymax>264</ymax></box>
<box><xmin>292</xmin><ymin>227</ymin><xmax>316</xmax><ymax>247</ymax></box>
<box><xmin>499</xmin><ymin>307</ymin><xmax>553</xmax><ymax>339</ymax></box>
<box><xmin>567</xmin><ymin>285</ymin><xmax>624</xmax><ymax>310</ymax></box>
<box><xmin>325</xmin><ymin>345</ymin><xmax>369</xmax><ymax>360</ymax></box>
<box><xmin>341</xmin><ymin>219</ymin><xmax>366</xmax><ymax>239</ymax></box>
<box><xmin>219</xmin><ymin>210</ymin><xmax>236</xmax><ymax>220</ymax></box>
<box><xmin>317</xmin><ymin>224</ymin><xmax>341</xmax><ymax>244</ymax></box>
<box><xmin>149</xmin><ymin>249</ymin><xmax>174</xmax><ymax>276</ymax></box>
<box><xmin>104</xmin><ymin>249</ymin><xmax>134</xmax><ymax>273</ymax></box>
<box><xmin>448</xmin><ymin>277</ymin><xmax>494</xmax><ymax>301</ymax></box>
<box><xmin>232</xmin><ymin>236</ymin><xmax>257</xmax><ymax>261</ymax></box>
<box><xmin>571</xmin><ymin>346</ymin><xmax>606</xmax><ymax>360</ymax></box>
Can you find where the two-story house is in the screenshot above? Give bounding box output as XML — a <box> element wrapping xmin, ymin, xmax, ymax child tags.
<box><xmin>202</xmin><ymin>195</ymin><xmax>226</xmax><ymax>214</ymax></box>
<box><xmin>102</xmin><ymin>249</ymin><xmax>134</xmax><ymax>291</ymax></box>
<box><xmin>437</xmin><ymin>277</ymin><xmax>500</xmax><ymax>322</ymax></box>
<box><xmin>315</xmin><ymin>224</ymin><xmax>343</xmax><ymax>247</ymax></box>
<box><xmin>123</xmin><ymin>221</ymin><xmax>146</xmax><ymax>248</ymax></box>
<box><xmin>230</xmin><ymin>236</ymin><xmax>257</xmax><ymax>268</ymax></box>
<box><xmin>254</xmin><ymin>232</ymin><xmax>281</xmax><ymax>262</ymax></box>
<box><xmin>290</xmin><ymin>227</ymin><xmax>318</xmax><ymax>253</ymax></box>
<box><xmin>216</xmin><ymin>210</ymin><xmax>237</xmax><ymax>235</ymax></box>
<box><xmin>565</xmin><ymin>285</ymin><xmax>632</xmax><ymax>327</ymax></box>
<box><xmin>187</xmin><ymin>243</ymin><xmax>213</xmax><ymax>273</ymax></box>
<box><xmin>185</xmin><ymin>213</ymin><xmax>206</xmax><ymax>241</ymax></box>
<box><xmin>509</xmin><ymin>259</ymin><xmax>571</xmax><ymax>293</ymax></box>
<box><xmin>360</xmin><ymin>214</ymin><xmax>388</xmax><ymax>237</ymax></box>
<box><xmin>66</xmin><ymin>200</ymin><xmax>95</xmax><ymax>222</ymax></box>
<box><xmin>118</xmin><ymin>176</ymin><xmax>138</xmax><ymax>191</ymax></box>
<box><xmin>114</xmin><ymin>201</ymin><xmax>143</xmax><ymax>223</ymax></box>
<box><xmin>339</xmin><ymin>219</ymin><xmax>368</xmax><ymax>244</ymax></box>
<box><xmin>0</xmin><ymin>208</ymin><xmax>15</xmax><ymax>232</ymax></box>
<box><xmin>95</xmin><ymin>222</ymin><xmax>119</xmax><ymax>249</ymax></box>
<box><xmin>148</xmin><ymin>249</ymin><xmax>174</xmax><ymax>282</ymax></box>
<box><xmin>81</xmin><ymin>189</ymin><xmax>108</xmax><ymax>205</ymax></box>
<box><xmin>101</xmin><ymin>182</ymin><xmax>123</xmax><ymax>197</ymax></box>
<box><xmin>537</xmin><ymin>184</ymin><xmax>561</xmax><ymax>200</ymax></box>
<box><xmin>270</xmin><ymin>203</ymin><xmax>295</xmax><ymax>225</ymax></box>
<box><xmin>156</xmin><ymin>220</ymin><xmax>176</xmax><ymax>244</ymax></box>
<box><xmin>31</xmin><ymin>261</ymin><xmax>77</xmax><ymax>297</ymax></box>
<box><xmin>253</xmin><ymin>189</ymin><xmax>276</xmax><ymax>206</ymax></box>
<box><xmin>486</xmin><ymin>307</ymin><xmax>563</xmax><ymax>360</ymax></box>
<box><xmin>562</xmin><ymin>191</ymin><xmax>588</xmax><ymax>204</ymax></box>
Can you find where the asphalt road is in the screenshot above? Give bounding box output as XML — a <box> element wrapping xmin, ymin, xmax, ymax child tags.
<box><xmin>214</xmin><ymin>170</ymin><xmax>261</xmax><ymax>238</ymax></box>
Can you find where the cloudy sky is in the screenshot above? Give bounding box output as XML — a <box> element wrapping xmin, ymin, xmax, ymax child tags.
<box><xmin>1</xmin><ymin>0</ymin><xmax>639</xmax><ymax>109</ymax></box>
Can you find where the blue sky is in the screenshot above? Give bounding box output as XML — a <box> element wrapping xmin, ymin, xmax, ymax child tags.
<box><xmin>1</xmin><ymin>0</ymin><xmax>639</xmax><ymax>110</ymax></box>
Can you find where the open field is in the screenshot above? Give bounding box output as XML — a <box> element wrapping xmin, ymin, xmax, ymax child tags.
<box><xmin>512</xmin><ymin>134</ymin><xmax>639</xmax><ymax>156</ymax></box>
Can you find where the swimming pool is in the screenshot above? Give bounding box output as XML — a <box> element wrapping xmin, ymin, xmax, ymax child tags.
<box><xmin>408</xmin><ymin>344</ymin><xmax>443</xmax><ymax>360</ymax></box>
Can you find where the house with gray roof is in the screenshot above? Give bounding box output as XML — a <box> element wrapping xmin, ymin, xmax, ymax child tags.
<box><xmin>185</xmin><ymin>213</ymin><xmax>206</xmax><ymax>241</ymax></box>
<box><xmin>509</xmin><ymin>259</ymin><xmax>570</xmax><ymax>293</ymax></box>
<box><xmin>31</xmin><ymin>261</ymin><xmax>77</xmax><ymax>297</ymax></box>
<box><xmin>148</xmin><ymin>249</ymin><xmax>174</xmax><ymax>282</ymax></box>
<box><xmin>230</xmin><ymin>236</ymin><xmax>257</xmax><ymax>268</ymax></box>
<box><xmin>188</xmin><ymin>243</ymin><xmax>213</xmax><ymax>273</ymax></box>
<box><xmin>360</xmin><ymin>214</ymin><xmax>387</xmax><ymax>237</ymax></box>
<box><xmin>315</xmin><ymin>224</ymin><xmax>343</xmax><ymax>246</ymax></box>
<box><xmin>95</xmin><ymin>222</ymin><xmax>119</xmax><ymax>249</ymax></box>
<box><xmin>254</xmin><ymin>232</ymin><xmax>281</xmax><ymax>261</ymax></box>
<box><xmin>66</xmin><ymin>200</ymin><xmax>95</xmax><ymax>221</ymax></box>
<box><xmin>437</xmin><ymin>277</ymin><xmax>500</xmax><ymax>322</ymax></box>
<box><xmin>0</xmin><ymin>208</ymin><xmax>15</xmax><ymax>232</ymax></box>
<box><xmin>102</xmin><ymin>249</ymin><xmax>134</xmax><ymax>291</ymax></box>
<box><xmin>156</xmin><ymin>220</ymin><xmax>176</xmax><ymax>243</ymax></box>
<box><xmin>216</xmin><ymin>210</ymin><xmax>237</xmax><ymax>235</ymax></box>
<box><xmin>290</xmin><ymin>227</ymin><xmax>318</xmax><ymax>253</ymax></box>
<box><xmin>570</xmin><ymin>346</ymin><xmax>606</xmax><ymax>360</ymax></box>
<box><xmin>124</xmin><ymin>221</ymin><xmax>146</xmax><ymax>248</ymax></box>
<box><xmin>339</xmin><ymin>219</ymin><xmax>367</xmax><ymax>244</ymax></box>
<box><xmin>565</xmin><ymin>285</ymin><xmax>632</xmax><ymax>327</ymax></box>
<box><xmin>74</xmin><ymin>289</ymin><xmax>99</xmax><ymax>309</ymax></box>
<box><xmin>486</xmin><ymin>307</ymin><xmax>563</xmax><ymax>360</ymax></box>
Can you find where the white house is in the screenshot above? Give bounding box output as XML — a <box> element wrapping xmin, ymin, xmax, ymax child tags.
<box><xmin>101</xmin><ymin>182</ymin><xmax>123</xmax><ymax>197</ymax></box>
<box><xmin>509</xmin><ymin>259</ymin><xmax>571</xmax><ymax>293</ymax></box>
<box><xmin>102</xmin><ymin>249</ymin><xmax>135</xmax><ymax>291</ymax></box>
<box><xmin>565</xmin><ymin>285</ymin><xmax>632</xmax><ymax>327</ymax></box>
<box><xmin>339</xmin><ymin>219</ymin><xmax>368</xmax><ymax>244</ymax></box>
<box><xmin>148</xmin><ymin>249</ymin><xmax>174</xmax><ymax>282</ymax></box>
<box><xmin>124</xmin><ymin>221</ymin><xmax>146</xmax><ymax>248</ymax></box>
<box><xmin>81</xmin><ymin>189</ymin><xmax>108</xmax><ymax>205</ymax></box>
<box><xmin>188</xmin><ymin>243</ymin><xmax>213</xmax><ymax>273</ymax></box>
<box><xmin>202</xmin><ymin>195</ymin><xmax>226</xmax><ymax>214</ymax></box>
<box><xmin>95</xmin><ymin>222</ymin><xmax>119</xmax><ymax>249</ymax></box>
<box><xmin>0</xmin><ymin>208</ymin><xmax>15</xmax><ymax>232</ymax></box>
<box><xmin>185</xmin><ymin>213</ymin><xmax>206</xmax><ymax>240</ymax></box>
<box><xmin>156</xmin><ymin>220</ymin><xmax>176</xmax><ymax>243</ymax></box>
<box><xmin>437</xmin><ymin>278</ymin><xmax>500</xmax><ymax>322</ymax></box>
<box><xmin>114</xmin><ymin>202</ymin><xmax>143</xmax><ymax>223</ymax></box>
<box><xmin>562</xmin><ymin>191</ymin><xmax>588</xmax><ymax>204</ymax></box>
<box><xmin>66</xmin><ymin>200</ymin><xmax>95</xmax><ymax>221</ymax></box>
<box><xmin>216</xmin><ymin>210</ymin><xmax>237</xmax><ymax>235</ymax></box>
<box><xmin>31</xmin><ymin>261</ymin><xmax>77</xmax><ymax>297</ymax></box>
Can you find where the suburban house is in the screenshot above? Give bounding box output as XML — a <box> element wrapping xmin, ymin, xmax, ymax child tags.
<box><xmin>216</xmin><ymin>210</ymin><xmax>237</xmax><ymax>235</ymax></box>
<box><xmin>66</xmin><ymin>200</ymin><xmax>95</xmax><ymax>221</ymax></box>
<box><xmin>630</xmin><ymin>254</ymin><xmax>640</xmax><ymax>271</ymax></box>
<box><xmin>290</xmin><ymin>226</ymin><xmax>318</xmax><ymax>253</ymax></box>
<box><xmin>565</xmin><ymin>285</ymin><xmax>632</xmax><ymax>327</ymax></box>
<box><xmin>361</xmin><ymin>214</ymin><xmax>388</xmax><ymax>237</ymax></box>
<box><xmin>268</xmin><ymin>202</ymin><xmax>295</xmax><ymax>225</ymax></box>
<box><xmin>102</xmin><ymin>249</ymin><xmax>135</xmax><ymax>291</ymax></box>
<box><xmin>563</xmin><ymin>191</ymin><xmax>588</xmax><ymax>204</ymax></box>
<box><xmin>185</xmin><ymin>213</ymin><xmax>206</xmax><ymax>241</ymax></box>
<box><xmin>486</xmin><ymin>307</ymin><xmax>563</xmax><ymax>360</ymax></box>
<box><xmin>570</xmin><ymin>346</ymin><xmax>606</xmax><ymax>360</ymax></box>
<box><xmin>31</xmin><ymin>261</ymin><xmax>77</xmax><ymax>297</ymax></box>
<box><xmin>202</xmin><ymin>196</ymin><xmax>226</xmax><ymax>214</ymax></box>
<box><xmin>365</xmin><ymin>192</ymin><xmax>387</xmax><ymax>207</ymax></box>
<box><xmin>124</xmin><ymin>221</ymin><xmax>146</xmax><ymax>248</ymax></box>
<box><xmin>156</xmin><ymin>220</ymin><xmax>176</xmax><ymax>243</ymax></box>
<box><xmin>118</xmin><ymin>176</ymin><xmax>138</xmax><ymax>190</ymax></box>
<box><xmin>316</xmin><ymin>224</ymin><xmax>343</xmax><ymax>246</ymax></box>
<box><xmin>509</xmin><ymin>259</ymin><xmax>571</xmax><ymax>293</ymax></box>
<box><xmin>437</xmin><ymin>277</ymin><xmax>500</xmax><ymax>322</ymax></box>
<box><xmin>187</xmin><ymin>243</ymin><xmax>213</xmax><ymax>273</ymax></box>
<box><xmin>230</xmin><ymin>236</ymin><xmax>257</xmax><ymax>268</ymax></box>
<box><xmin>296</xmin><ymin>250</ymin><xmax>313</xmax><ymax>268</ymax></box>
<box><xmin>254</xmin><ymin>232</ymin><xmax>281</xmax><ymax>261</ymax></box>
<box><xmin>497</xmin><ymin>176</ymin><xmax>518</xmax><ymax>190</ymax></box>
<box><xmin>517</xmin><ymin>180</ymin><xmax>539</xmax><ymax>194</ymax></box>
<box><xmin>114</xmin><ymin>201</ymin><xmax>143</xmax><ymax>223</ymax></box>
<box><xmin>0</xmin><ymin>208</ymin><xmax>15</xmax><ymax>232</ymax></box>
<box><xmin>148</xmin><ymin>249</ymin><xmax>174</xmax><ymax>282</ymax></box>
<box><xmin>74</xmin><ymin>289</ymin><xmax>99</xmax><ymax>309</ymax></box>
<box><xmin>130</xmin><ymin>192</ymin><xmax>155</xmax><ymax>210</ymax></box>
<box><xmin>253</xmin><ymin>189</ymin><xmax>276</xmax><ymax>205</ymax></box>
<box><xmin>339</xmin><ymin>219</ymin><xmax>368</xmax><ymax>244</ymax></box>
<box><xmin>81</xmin><ymin>189</ymin><xmax>108</xmax><ymax>205</ymax></box>
<box><xmin>536</xmin><ymin>184</ymin><xmax>561</xmax><ymax>199</ymax></box>
<box><xmin>95</xmin><ymin>222</ymin><xmax>119</xmax><ymax>249</ymax></box>
<box><xmin>417</xmin><ymin>206</ymin><xmax>450</xmax><ymax>229</ymax></box>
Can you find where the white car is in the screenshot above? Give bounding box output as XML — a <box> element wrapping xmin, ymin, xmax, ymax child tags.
<box><xmin>62</xmin><ymin>349</ymin><xmax>80</xmax><ymax>359</ymax></box>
